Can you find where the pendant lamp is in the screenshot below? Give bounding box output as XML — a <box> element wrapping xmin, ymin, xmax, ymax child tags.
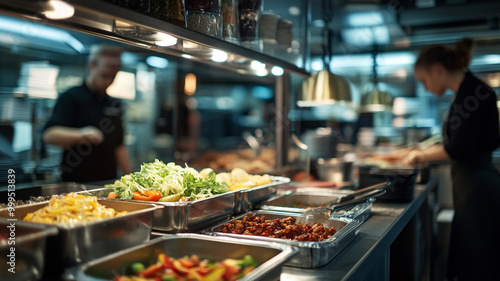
<box><xmin>359</xmin><ymin>46</ymin><xmax>393</xmax><ymax>112</ymax></box>
<box><xmin>298</xmin><ymin>0</ymin><xmax>352</xmax><ymax>107</ymax></box>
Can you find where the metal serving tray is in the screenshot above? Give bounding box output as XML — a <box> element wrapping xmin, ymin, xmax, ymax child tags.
<box><xmin>0</xmin><ymin>182</ymin><xmax>101</xmax><ymax>204</ymax></box>
<box><xmin>203</xmin><ymin>210</ymin><xmax>361</xmax><ymax>268</ymax></box>
<box><xmin>80</xmin><ymin>187</ymin><xmax>236</xmax><ymax>233</ymax></box>
<box><xmin>64</xmin><ymin>233</ymin><xmax>298</xmax><ymax>281</ymax></box>
<box><xmin>258</xmin><ymin>189</ymin><xmax>374</xmax><ymax>222</ymax></box>
<box><xmin>0</xmin><ymin>199</ymin><xmax>161</xmax><ymax>279</ymax></box>
<box><xmin>0</xmin><ymin>220</ymin><xmax>58</xmax><ymax>281</ymax></box>
<box><xmin>233</xmin><ymin>176</ymin><xmax>291</xmax><ymax>215</ymax></box>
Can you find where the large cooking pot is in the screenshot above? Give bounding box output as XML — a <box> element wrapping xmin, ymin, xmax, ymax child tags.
<box><xmin>303</xmin><ymin>127</ymin><xmax>340</xmax><ymax>159</ymax></box>
<box><xmin>315</xmin><ymin>158</ymin><xmax>353</xmax><ymax>186</ymax></box>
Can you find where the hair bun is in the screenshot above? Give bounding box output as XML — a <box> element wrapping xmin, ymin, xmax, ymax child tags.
<box><xmin>454</xmin><ymin>38</ymin><xmax>474</xmax><ymax>68</ymax></box>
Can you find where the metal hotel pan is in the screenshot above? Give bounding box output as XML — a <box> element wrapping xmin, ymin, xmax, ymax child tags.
<box><xmin>0</xmin><ymin>220</ymin><xmax>58</xmax><ymax>281</ymax></box>
<box><xmin>0</xmin><ymin>182</ymin><xmax>101</xmax><ymax>204</ymax></box>
<box><xmin>81</xmin><ymin>187</ymin><xmax>236</xmax><ymax>233</ymax></box>
<box><xmin>0</xmin><ymin>199</ymin><xmax>161</xmax><ymax>278</ymax></box>
<box><xmin>81</xmin><ymin>176</ymin><xmax>289</xmax><ymax>232</ymax></box>
<box><xmin>233</xmin><ymin>176</ymin><xmax>291</xmax><ymax>215</ymax></box>
<box><xmin>258</xmin><ymin>190</ymin><xmax>374</xmax><ymax>222</ymax></box>
<box><xmin>203</xmin><ymin>210</ymin><xmax>361</xmax><ymax>268</ymax></box>
<box><xmin>64</xmin><ymin>233</ymin><xmax>298</xmax><ymax>281</ymax></box>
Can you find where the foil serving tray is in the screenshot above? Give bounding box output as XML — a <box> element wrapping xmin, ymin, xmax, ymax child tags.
<box><xmin>203</xmin><ymin>210</ymin><xmax>361</xmax><ymax>268</ymax></box>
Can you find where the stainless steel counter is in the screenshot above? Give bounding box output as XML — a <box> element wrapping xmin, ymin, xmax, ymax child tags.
<box><xmin>280</xmin><ymin>175</ymin><xmax>438</xmax><ymax>281</ymax></box>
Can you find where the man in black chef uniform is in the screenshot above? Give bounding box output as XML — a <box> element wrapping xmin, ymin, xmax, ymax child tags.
<box><xmin>43</xmin><ymin>44</ymin><xmax>131</xmax><ymax>183</ymax></box>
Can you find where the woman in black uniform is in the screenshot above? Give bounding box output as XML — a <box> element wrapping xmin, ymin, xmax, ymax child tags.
<box><xmin>397</xmin><ymin>38</ymin><xmax>500</xmax><ymax>280</ymax></box>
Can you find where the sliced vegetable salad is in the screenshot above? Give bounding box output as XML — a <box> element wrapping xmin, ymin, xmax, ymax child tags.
<box><xmin>106</xmin><ymin>160</ymin><xmax>229</xmax><ymax>202</ymax></box>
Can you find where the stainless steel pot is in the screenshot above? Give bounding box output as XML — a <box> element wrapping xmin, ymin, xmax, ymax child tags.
<box><xmin>316</xmin><ymin>158</ymin><xmax>353</xmax><ymax>185</ymax></box>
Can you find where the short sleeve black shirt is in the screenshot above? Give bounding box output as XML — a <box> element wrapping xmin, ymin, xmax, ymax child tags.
<box><xmin>44</xmin><ymin>83</ymin><xmax>124</xmax><ymax>182</ymax></box>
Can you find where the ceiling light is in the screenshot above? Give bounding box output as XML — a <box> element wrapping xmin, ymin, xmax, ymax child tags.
<box><xmin>212</xmin><ymin>49</ymin><xmax>228</xmax><ymax>62</ymax></box>
<box><xmin>43</xmin><ymin>0</ymin><xmax>75</xmax><ymax>20</ymax></box>
<box><xmin>271</xmin><ymin>66</ymin><xmax>284</xmax><ymax>76</ymax></box>
<box><xmin>360</xmin><ymin>87</ymin><xmax>393</xmax><ymax>112</ymax></box>
<box><xmin>155</xmin><ymin>32</ymin><xmax>177</xmax><ymax>46</ymax></box>
<box><xmin>472</xmin><ymin>54</ymin><xmax>500</xmax><ymax>65</ymax></box>
<box><xmin>256</xmin><ymin>69</ymin><xmax>269</xmax><ymax>77</ymax></box>
<box><xmin>347</xmin><ymin>11</ymin><xmax>384</xmax><ymax>27</ymax></box>
<box><xmin>298</xmin><ymin>70</ymin><xmax>352</xmax><ymax>107</ymax></box>
<box><xmin>250</xmin><ymin>60</ymin><xmax>266</xmax><ymax>70</ymax></box>
<box><xmin>146</xmin><ymin>56</ymin><xmax>169</xmax><ymax>68</ymax></box>
<box><xmin>288</xmin><ymin>6</ymin><xmax>300</xmax><ymax>16</ymax></box>
<box><xmin>0</xmin><ymin>15</ymin><xmax>84</xmax><ymax>53</ymax></box>
<box><xmin>184</xmin><ymin>73</ymin><xmax>196</xmax><ymax>95</ymax></box>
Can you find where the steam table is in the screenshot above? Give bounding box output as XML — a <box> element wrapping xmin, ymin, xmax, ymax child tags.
<box><xmin>281</xmin><ymin>174</ymin><xmax>439</xmax><ymax>281</ymax></box>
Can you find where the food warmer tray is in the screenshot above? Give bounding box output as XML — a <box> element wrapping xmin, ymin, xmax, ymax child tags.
<box><xmin>80</xmin><ymin>176</ymin><xmax>290</xmax><ymax>233</ymax></box>
<box><xmin>64</xmin><ymin>233</ymin><xmax>298</xmax><ymax>281</ymax></box>
<box><xmin>0</xmin><ymin>182</ymin><xmax>101</xmax><ymax>204</ymax></box>
<box><xmin>233</xmin><ymin>176</ymin><xmax>291</xmax><ymax>215</ymax></box>
<box><xmin>80</xmin><ymin>187</ymin><xmax>236</xmax><ymax>233</ymax></box>
<box><xmin>0</xmin><ymin>220</ymin><xmax>58</xmax><ymax>281</ymax></box>
<box><xmin>258</xmin><ymin>189</ymin><xmax>374</xmax><ymax>222</ymax></box>
<box><xmin>203</xmin><ymin>210</ymin><xmax>361</xmax><ymax>268</ymax></box>
<box><xmin>0</xmin><ymin>199</ymin><xmax>161</xmax><ymax>279</ymax></box>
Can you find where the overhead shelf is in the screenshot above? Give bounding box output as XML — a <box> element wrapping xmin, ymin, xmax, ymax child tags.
<box><xmin>0</xmin><ymin>0</ymin><xmax>309</xmax><ymax>77</ymax></box>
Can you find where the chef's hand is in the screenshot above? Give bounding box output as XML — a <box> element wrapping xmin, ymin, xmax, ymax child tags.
<box><xmin>404</xmin><ymin>149</ymin><xmax>426</xmax><ymax>167</ymax></box>
<box><xmin>371</xmin><ymin>147</ymin><xmax>412</xmax><ymax>163</ymax></box>
<box><xmin>79</xmin><ymin>126</ymin><xmax>104</xmax><ymax>144</ymax></box>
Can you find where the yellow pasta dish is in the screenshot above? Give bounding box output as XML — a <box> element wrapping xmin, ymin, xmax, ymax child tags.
<box><xmin>201</xmin><ymin>167</ymin><xmax>272</xmax><ymax>191</ymax></box>
<box><xmin>23</xmin><ymin>193</ymin><xmax>127</xmax><ymax>225</ymax></box>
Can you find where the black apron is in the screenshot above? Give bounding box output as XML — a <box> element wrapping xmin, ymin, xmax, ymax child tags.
<box><xmin>447</xmin><ymin>154</ymin><xmax>500</xmax><ymax>280</ymax></box>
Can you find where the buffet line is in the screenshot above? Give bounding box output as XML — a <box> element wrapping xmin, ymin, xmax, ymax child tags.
<box><xmin>0</xmin><ymin>160</ymin><xmax>389</xmax><ymax>281</ymax></box>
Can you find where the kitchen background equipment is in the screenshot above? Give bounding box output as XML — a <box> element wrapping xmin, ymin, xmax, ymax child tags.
<box><xmin>303</xmin><ymin>127</ymin><xmax>339</xmax><ymax>160</ymax></box>
<box><xmin>297</xmin><ymin>187</ymin><xmax>386</xmax><ymax>225</ymax></box>
<box><xmin>315</xmin><ymin>157</ymin><xmax>353</xmax><ymax>186</ymax></box>
<box><xmin>358</xmin><ymin>166</ymin><xmax>418</xmax><ymax>202</ymax></box>
<box><xmin>64</xmin><ymin>233</ymin><xmax>298</xmax><ymax>281</ymax></box>
<box><xmin>292</xmin><ymin>133</ymin><xmax>311</xmax><ymax>182</ymax></box>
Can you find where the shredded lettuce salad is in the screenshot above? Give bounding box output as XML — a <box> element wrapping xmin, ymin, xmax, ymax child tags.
<box><xmin>106</xmin><ymin>160</ymin><xmax>229</xmax><ymax>201</ymax></box>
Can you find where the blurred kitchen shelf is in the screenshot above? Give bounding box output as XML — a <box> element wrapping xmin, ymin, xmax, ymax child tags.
<box><xmin>0</xmin><ymin>0</ymin><xmax>309</xmax><ymax>77</ymax></box>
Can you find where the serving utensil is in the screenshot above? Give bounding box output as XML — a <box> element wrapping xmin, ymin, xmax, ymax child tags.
<box><xmin>292</xmin><ymin>133</ymin><xmax>311</xmax><ymax>182</ymax></box>
<box><xmin>296</xmin><ymin>183</ymin><xmax>388</xmax><ymax>225</ymax></box>
<box><xmin>335</xmin><ymin>181</ymin><xmax>388</xmax><ymax>203</ymax></box>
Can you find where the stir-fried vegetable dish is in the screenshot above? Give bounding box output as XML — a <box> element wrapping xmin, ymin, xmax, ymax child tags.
<box><xmin>113</xmin><ymin>252</ymin><xmax>260</xmax><ymax>281</ymax></box>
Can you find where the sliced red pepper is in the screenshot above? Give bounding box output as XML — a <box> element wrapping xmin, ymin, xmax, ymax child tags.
<box><xmin>132</xmin><ymin>190</ymin><xmax>162</xmax><ymax>201</ymax></box>
<box><xmin>173</xmin><ymin>260</ymin><xmax>190</xmax><ymax>274</ymax></box>
<box><xmin>158</xmin><ymin>253</ymin><xmax>175</xmax><ymax>270</ymax></box>
<box><xmin>139</xmin><ymin>263</ymin><xmax>163</xmax><ymax>277</ymax></box>
<box><xmin>179</xmin><ymin>257</ymin><xmax>195</xmax><ymax>268</ymax></box>
<box><xmin>108</xmin><ymin>192</ymin><xmax>119</xmax><ymax>198</ymax></box>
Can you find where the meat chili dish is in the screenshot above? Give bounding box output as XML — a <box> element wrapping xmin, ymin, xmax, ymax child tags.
<box><xmin>220</xmin><ymin>214</ymin><xmax>338</xmax><ymax>242</ymax></box>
